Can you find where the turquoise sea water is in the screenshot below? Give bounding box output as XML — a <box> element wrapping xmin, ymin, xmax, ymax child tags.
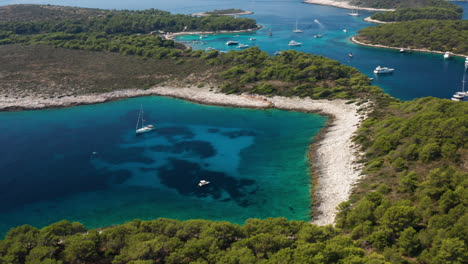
<box><xmin>2</xmin><ymin>0</ymin><xmax>466</xmax><ymax>100</ymax></box>
<box><xmin>0</xmin><ymin>96</ymin><xmax>326</xmax><ymax>235</ymax></box>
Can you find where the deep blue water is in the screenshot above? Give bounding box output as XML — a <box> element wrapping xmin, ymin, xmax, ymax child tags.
<box><xmin>1</xmin><ymin>0</ymin><xmax>467</xmax><ymax>100</ymax></box>
<box><xmin>0</xmin><ymin>96</ymin><xmax>326</xmax><ymax>235</ymax></box>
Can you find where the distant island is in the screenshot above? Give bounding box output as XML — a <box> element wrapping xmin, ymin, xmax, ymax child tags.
<box><xmin>192</xmin><ymin>8</ymin><xmax>253</xmax><ymax>17</ymax></box>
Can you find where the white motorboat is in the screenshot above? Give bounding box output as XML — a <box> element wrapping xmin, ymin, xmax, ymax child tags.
<box><xmin>293</xmin><ymin>20</ymin><xmax>303</xmax><ymax>33</ymax></box>
<box><xmin>348</xmin><ymin>52</ymin><xmax>354</xmax><ymax>58</ymax></box>
<box><xmin>444</xmin><ymin>51</ymin><xmax>451</xmax><ymax>59</ymax></box>
<box><xmin>135</xmin><ymin>105</ymin><xmax>155</xmax><ymax>134</ymax></box>
<box><xmin>313</xmin><ymin>34</ymin><xmax>323</xmax><ymax>38</ymax></box>
<box><xmin>399</xmin><ymin>48</ymin><xmax>405</xmax><ymax>53</ymax></box>
<box><xmin>198</xmin><ymin>180</ymin><xmax>210</xmax><ymax>187</ymax></box>
<box><xmin>274</xmin><ymin>51</ymin><xmax>282</xmax><ymax>56</ymax></box>
<box><xmin>465</xmin><ymin>57</ymin><xmax>468</xmax><ymax>69</ymax></box>
<box><xmin>288</xmin><ymin>40</ymin><xmax>302</xmax><ymax>46</ymax></box>
<box><xmin>451</xmin><ymin>74</ymin><xmax>468</xmax><ymax>101</ymax></box>
<box><xmin>226</xmin><ymin>40</ymin><xmax>239</xmax><ymax>46</ymax></box>
<box><xmin>237</xmin><ymin>44</ymin><xmax>249</xmax><ymax>49</ymax></box>
<box><xmin>343</xmin><ymin>29</ymin><xmax>348</xmax><ymax>33</ymax></box>
<box><xmin>374</xmin><ymin>66</ymin><xmax>395</xmax><ymax>74</ymax></box>
<box><xmin>249</xmin><ymin>37</ymin><xmax>256</xmax><ymax>41</ymax></box>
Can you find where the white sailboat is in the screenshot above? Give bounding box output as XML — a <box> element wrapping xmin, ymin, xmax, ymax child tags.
<box><xmin>293</xmin><ymin>20</ymin><xmax>303</xmax><ymax>33</ymax></box>
<box><xmin>451</xmin><ymin>74</ymin><xmax>468</xmax><ymax>101</ymax></box>
<box><xmin>348</xmin><ymin>9</ymin><xmax>360</xmax><ymax>16</ymax></box>
<box><xmin>135</xmin><ymin>105</ymin><xmax>155</xmax><ymax>134</ymax></box>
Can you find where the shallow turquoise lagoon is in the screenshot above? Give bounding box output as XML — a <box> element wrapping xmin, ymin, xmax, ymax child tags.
<box><xmin>0</xmin><ymin>96</ymin><xmax>326</xmax><ymax>235</ymax></box>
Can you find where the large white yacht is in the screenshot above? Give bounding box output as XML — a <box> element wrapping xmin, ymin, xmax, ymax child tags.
<box><xmin>374</xmin><ymin>66</ymin><xmax>395</xmax><ymax>74</ymax></box>
<box><xmin>288</xmin><ymin>40</ymin><xmax>302</xmax><ymax>46</ymax></box>
<box><xmin>226</xmin><ymin>40</ymin><xmax>239</xmax><ymax>46</ymax></box>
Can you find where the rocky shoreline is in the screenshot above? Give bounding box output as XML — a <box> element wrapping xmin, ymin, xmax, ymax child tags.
<box><xmin>164</xmin><ymin>25</ymin><xmax>262</xmax><ymax>40</ymax></box>
<box><xmin>0</xmin><ymin>86</ymin><xmax>366</xmax><ymax>226</ymax></box>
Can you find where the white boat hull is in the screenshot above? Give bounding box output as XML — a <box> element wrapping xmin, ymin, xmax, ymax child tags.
<box><xmin>374</xmin><ymin>69</ymin><xmax>394</xmax><ymax>74</ymax></box>
<box><xmin>136</xmin><ymin>125</ymin><xmax>155</xmax><ymax>134</ymax></box>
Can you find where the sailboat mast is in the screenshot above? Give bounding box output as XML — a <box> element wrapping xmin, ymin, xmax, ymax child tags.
<box><xmin>136</xmin><ymin>104</ymin><xmax>142</xmax><ymax>130</ymax></box>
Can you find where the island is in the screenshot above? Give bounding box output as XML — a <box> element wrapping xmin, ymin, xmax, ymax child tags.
<box><xmin>353</xmin><ymin>20</ymin><xmax>468</xmax><ymax>57</ymax></box>
<box><xmin>0</xmin><ymin>4</ymin><xmax>467</xmax><ymax>264</ymax></box>
<box><xmin>304</xmin><ymin>0</ymin><xmax>463</xmax><ymax>22</ymax></box>
<box><xmin>192</xmin><ymin>8</ymin><xmax>254</xmax><ymax>17</ymax></box>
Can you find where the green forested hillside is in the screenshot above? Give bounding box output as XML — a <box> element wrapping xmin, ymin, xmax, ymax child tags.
<box><xmin>350</xmin><ymin>0</ymin><xmax>459</xmax><ymax>9</ymax></box>
<box><xmin>366</xmin><ymin>0</ymin><xmax>463</xmax><ymax>22</ymax></box>
<box><xmin>371</xmin><ymin>6</ymin><xmax>462</xmax><ymax>22</ymax></box>
<box><xmin>356</xmin><ymin>20</ymin><xmax>468</xmax><ymax>54</ymax></box>
<box><xmin>337</xmin><ymin>98</ymin><xmax>468</xmax><ymax>263</ymax></box>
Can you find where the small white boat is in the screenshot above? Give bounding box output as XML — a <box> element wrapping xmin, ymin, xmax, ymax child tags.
<box><xmin>444</xmin><ymin>51</ymin><xmax>451</xmax><ymax>59</ymax></box>
<box><xmin>237</xmin><ymin>44</ymin><xmax>249</xmax><ymax>49</ymax></box>
<box><xmin>135</xmin><ymin>105</ymin><xmax>155</xmax><ymax>134</ymax></box>
<box><xmin>293</xmin><ymin>20</ymin><xmax>303</xmax><ymax>33</ymax></box>
<box><xmin>343</xmin><ymin>29</ymin><xmax>348</xmax><ymax>33</ymax></box>
<box><xmin>205</xmin><ymin>47</ymin><xmax>216</xmax><ymax>52</ymax></box>
<box><xmin>249</xmin><ymin>37</ymin><xmax>256</xmax><ymax>41</ymax></box>
<box><xmin>198</xmin><ymin>180</ymin><xmax>210</xmax><ymax>187</ymax></box>
<box><xmin>348</xmin><ymin>9</ymin><xmax>360</xmax><ymax>16</ymax></box>
<box><xmin>399</xmin><ymin>48</ymin><xmax>405</xmax><ymax>53</ymax></box>
<box><xmin>226</xmin><ymin>40</ymin><xmax>239</xmax><ymax>46</ymax></box>
<box><xmin>374</xmin><ymin>66</ymin><xmax>394</xmax><ymax>74</ymax></box>
<box><xmin>274</xmin><ymin>51</ymin><xmax>282</xmax><ymax>56</ymax></box>
<box><xmin>348</xmin><ymin>52</ymin><xmax>354</xmax><ymax>58</ymax></box>
<box><xmin>465</xmin><ymin>57</ymin><xmax>468</xmax><ymax>69</ymax></box>
<box><xmin>451</xmin><ymin>75</ymin><xmax>468</xmax><ymax>101</ymax></box>
<box><xmin>313</xmin><ymin>34</ymin><xmax>323</xmax><ymax>38</ymax></box>
<box><xmin>268</xmin><ymin>29</ymin><xmax>273</xmax><ymax>36</ymax></box>
<box><xmin>288</xmin><ymin>40</ymin><xmax>302</xmax><ymax>46</ymax></box>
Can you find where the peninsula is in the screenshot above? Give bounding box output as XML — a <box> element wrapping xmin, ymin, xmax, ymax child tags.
<box><xmin>192</xmin><ymin>8</ymin><xmax>254</xmax><ymax>17</ymax></box>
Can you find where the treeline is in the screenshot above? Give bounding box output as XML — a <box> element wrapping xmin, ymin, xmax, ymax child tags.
<box><xmin>371</xmin><ymin>6</ymin><xmax>462</xmax><ymax>22</ymax></box>
<box><xmin>205</xmin><ymin>9</ymin><xmax>247</xmax><ymax>15</ymax></box>
<box><xmin>200</xmin><ymin>47</ymin><xmax>382</xmax><ymax>99</ymax></box>
<box><xmin>356</xmin><ymin>20</ymin><xmax>468</xmax><ymax>55</ymax></box>
<box><xmin>0</xmin><ymin>4</ymin><xmax>109</xmax><ymax>23</ymax></box>
<box><xmin>0</xmin><ymin>218</ymin><xmax>413</xmax><ymax>264</ymax></box>
<box><xmin>0</xmin><ymin>8</ymin><xmax>257</xmax><ymax>35</ymax></box>
<box><xmin>0</xmin><ymin>32</ymin><xmax>183</xmax><ymax>59</ymax></box>
<box><xmin>335</xmin><ymin>97</ymin><xmax>468</xmax><ymax>263</ymax></box>
<box><xmin>350</xmin><ymin>0</ymin><xmax>460</xmax><ymax>9</ymax></box>
<box><xmin>0</xmin><ymin>6</ymin><xmax>256</xmax><ymax>60</ymax></box>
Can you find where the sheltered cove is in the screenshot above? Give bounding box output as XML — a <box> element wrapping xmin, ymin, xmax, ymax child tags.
<box><xmin>0</xmin><ymin>86</ymin><xmax>366</xmax><ymax>226</ymax></box>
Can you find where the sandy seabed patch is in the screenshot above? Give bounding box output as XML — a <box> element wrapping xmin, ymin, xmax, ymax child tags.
<box><xmin>0</xmin><ymin>86</ymin><xmax>366</xmax><ymax>225</ymax></box>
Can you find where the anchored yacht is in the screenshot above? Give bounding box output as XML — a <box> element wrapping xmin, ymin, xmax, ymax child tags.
<box><xmin>374</xmin><ymin>66</ymin><xmax>394</xmax><ymax>74</ymax></box>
